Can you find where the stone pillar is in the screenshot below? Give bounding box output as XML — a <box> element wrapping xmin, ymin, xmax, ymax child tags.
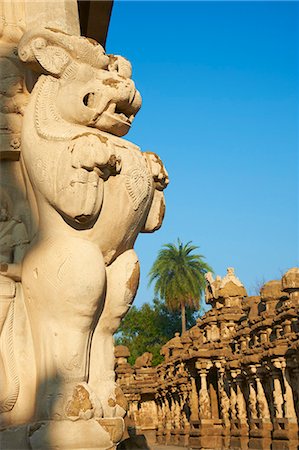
<box><xmin>162</xmin><ymin>394</ymin><xmax>169</xmax><ymax>444</ymax></box>
<box><xmin>229</xmin><ymin>380</ymin><xmax>237</xmax><ymax>421</ymax></box>
<box><xmin>271</xmin><ymin>359</ymin><xmax>299</xmax><ymax>450</ymax></box>
<box><xmin>230</xmin><ymin>372</ymin><xmax>249</xmax><ymax>450</ymax></box>
<box><xmin>173</xmin><ymin>394</ymin><xmax>181</xmax><ymax>444</ymax></box>
<box><xmin>190</xmin><ymin>376</ymin><xmax>199</xmax><ymax>421</ymax></box>
<box><xmin>209</xmin><ymin>381</ymin><xmax>219</xmax><ymax>420</ymax></box>
<box><xmin>190</xmin><ymin>363</ymin><xmax>223</xmax><ymax>449</ymax></box>
<box><xmin>217</xmin><ymin>368</ymin><xmax>230</xmax><ymax>428</ymax></box>
<box><xmin>248</xmin><ymin>379</ymin><xmax>258</xmax><ymax>420</ymax></box>
<box><xmin>156</xmin><ymin>399</ymin><xmax>164</xmax><ymax>444</ymax></box>
<box><xmin>179</xmin><ymin>386</ymin><xmax>190</xmax><ymax>430</ymax></box>
<box><xmin>189</xmin><ymin>374</ymin><xmax>201</xmax><ymax>448</ymax></box>
<box><xmin>178</xmin><ymin>386</ymin><xmax>190</xmax><ymax>447</ymax></box>
<box><xmin>272</xmin><ymin>370</ymin><xmax>283</xmax><ymax>419</ymax></box>
<box><xmin>235</xmin><ymin>378</ymin><xmax>247</xmax><ymax>424</ymax></box>
<box><xmin>248</xmin><ymin>367</ymin><xmax>272</xmax><ymax>450</ymax></box>
<box><xmin>281</xmin><ymin>361</ymin><xmax>297</xmax><ymax>421</ymax></box>
<box><xmin>216</xmin><ymin>365</ymin><xmax>230</xmax><ymax>449</ymax></box>
<box><xmin>165</xmin><ymin>394</ymin><xmax>172</xmax><ymax>443</ymax></box>
<box><xmin>170</xmin><ymin>393</ymin><xmax>176</xmax><ymax>429</ymax></box>
<box><xmin>157</xmin><ymin>393</ymin><xmax>166</xmax><ymax>444</ymax></box>
<box><xmin>292</xmin><ymin>367</ymin><xmax>299</xmax><ymax>404</ymax></box>
<box><xmin>256</xmin><ymin>376</ymin><xmax>270</xmax><ymax>420</ymax></box>
<box><xmin>198</xmin><ymin>370</ymin><xmax>211</xmax><ymax>419</ymax></box>
<box><xmin>168</xmin><ymin>388</ymin><xmax>179</xmax><ymax>445</ymax></box>
<box><xmin>129</xmin><ymin>399</ymin><xmax>139</xmax><ymax>426</ymax></box>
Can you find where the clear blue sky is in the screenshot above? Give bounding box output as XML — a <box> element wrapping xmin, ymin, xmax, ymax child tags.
<box><xmin>106</xmin><ymin>1</ymin><xmax>298</xmax><ymax>307</ymax></box>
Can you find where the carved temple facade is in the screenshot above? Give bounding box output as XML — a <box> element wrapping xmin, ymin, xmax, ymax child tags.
<box><xmin>116</xmin><ymin>267</ymin><xmax>299</xmax><ymax>449</ymax></box>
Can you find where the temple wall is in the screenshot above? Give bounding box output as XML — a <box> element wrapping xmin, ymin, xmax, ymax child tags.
<box><xmin>116</xmin><ymin>267</ymin><xmax>299</xmax><ymax>449</ymax></box>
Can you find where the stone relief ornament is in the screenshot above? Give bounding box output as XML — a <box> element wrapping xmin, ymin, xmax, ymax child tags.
<box><xmin>0</xmin><ymin>24</ymin><xmax>168</xmax><ymax>450</ymax></box>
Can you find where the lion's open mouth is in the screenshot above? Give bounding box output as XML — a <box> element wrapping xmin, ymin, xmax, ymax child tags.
<box><xmin>103</xmin><ymin>102</ymin><xmax>134</xmax><ymax>126</ymax></box>
<box><xmin>84</xmin><ymin>87</ymin><xmax>141</xmax><ymax>136</ymax></box>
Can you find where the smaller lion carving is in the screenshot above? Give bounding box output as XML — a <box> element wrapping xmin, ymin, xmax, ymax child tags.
<box><xmin>134</xmin><ymin>352</ymin><xmax>153</xmax><ymax>368</ymax></box>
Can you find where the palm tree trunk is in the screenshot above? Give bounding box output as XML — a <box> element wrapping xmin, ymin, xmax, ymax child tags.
<box><xmin>181</xmin><ymin>302</ymin><xmax>186</xmax><ymax>334</ymax></box>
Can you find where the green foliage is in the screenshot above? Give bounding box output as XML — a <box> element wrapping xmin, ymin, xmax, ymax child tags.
<box><xmin>115</xmin><ymin>298</ymin><xmax>197</xmax><ymax>366</ymax></box>
<box><xmin>148</xmin><ymin>239</ymin><xmax>213</xmax><ymax>332</ymax></box>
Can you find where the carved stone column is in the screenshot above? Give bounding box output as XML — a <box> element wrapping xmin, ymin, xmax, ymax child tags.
<box><xmin>188</xmin><ymin>374</ymin><xmax>201</xmax><ymax>448</ymax></box>
<box><xmin>248</xmin><ymin>379</ymin><xmax>258</xmax><ymax>420</ymax></box>
<box><xmin>171</xmin><ymin>391</ymin><xmax>181</xmax><ymax>445</ymax></box>
<box><xmin>178</xmin><ymin>385</ymin><xmax>191</xmax><ymax>447</ymax></box>
<box><xmin>129</xmin><ymin>399</ymin><xmax>139</xmax><ymax>427</ymax></box>
<box><xmin>229</xmin><ymin>379</ymin><xmax>238</xmax><ymax>421</ymax></box>
<box><xmin>160</xmin><ymin>393</ymin><xmax>169</xmax><ymax>444</ymax></box>
<box><xmin>179</xmin><ymin>386</ymin><xmax>190</xmax><ymax>431</ymax></box>
<box><xmin>156</xmin><ymin>398</ymin><xmax>164</xmax><ymax>443</ymax></box>
<box><xmin>190</xmin><ymin>376</ymin><xmax>199</xmax><ymax>422</ymax></box>
<box><xmin>230</xmin><ymin>371</ymin><xmax>249</xmax><ymax>450</ymax></box>
<box><xmin>168</xmin><ymin>387</ymin><xmax>179</xmax><ymax>445</ymax></box>
<box><xmin>217</xmin><ymin>367</ymin><xmax>230</xmax><ymax>429</ymax></box>
<box><xmin>170</xmin><ymin>391</ymin><xmax>176</xmax><ymax>430</ymax></box>
<box><xmin>215</xmin><ymin>364</ymin><xmax>230</xmax><ymax>450</ymax></box>
<box><xmin>165</xmin><ymin>393</ymin><xmax>172</xmax><ymax>443</ymax></box>
<box><xmin>236</xmin><ymin>382</ymin><xmax>247</xmax><ymax>423</ymax></box>
<box><xmin>281</xmin><ymin>362</ymin><xmax>297</xmax><ymax>421</ymax></box>
<box><xmin>272</xmin><ymin>369</ymin><xmax>283</xmax><ymax>419</ymax></box>
<box><xmin>248</xmin><ymin>366</ymin><xmax>272</xmax><ymax>450</ymax></box>
<box><xmin>292</xmin><ymin>367</ymin><xmax>299</xmax><ymax>405</ymax></box>
<box><xmin>256</xmin><ymin>375</ymin><xmax>270</xmax><ymax>420</ymax></box>
<box><xmin>189</xmin><ymin>362</ymin><xmax>223</xmax><ymax>449</ymax></box>
<box><xmin>198</xmin><ymin>370</ymin><xmax>211</xmax><ymax>420</ymax></box>
<box><xmin>271</xmin><ymin>359</ymin><xmax>299</xmax><ymax>450</ymax></box>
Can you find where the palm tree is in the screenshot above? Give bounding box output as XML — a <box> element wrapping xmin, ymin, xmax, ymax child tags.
<box><xmin>148</xmin><ymin>239</ymin><xmax>213</xmax><ymax>334</ymax></box>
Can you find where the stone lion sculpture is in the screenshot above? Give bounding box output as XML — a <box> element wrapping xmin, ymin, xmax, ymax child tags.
<box><xmin>134</xmin><ymin>352</ymin><xmax>153</xmax><ymax>368</ymax></box>
<box><xmin>0</xmin><ymin>26</ymin><xmax>168</xmax><ymax>449</ymax></box>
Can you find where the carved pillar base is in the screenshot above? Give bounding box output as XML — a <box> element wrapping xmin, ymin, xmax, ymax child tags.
<box><xmin>222</xmin><ymin>434</ymin><xmax>231</xmax><ymax>450</ymax></box>
<box><xmin>248</xmin><ymin>419</ymin><xmax>272</xmax><ymax>449</ymax></box>
<box><xmin>189</xmin><ymin>419</ymin><xmax>200</xmax><ymax>447</ymax></box>
<box><xmin>141</xmin><ymin>427</ymin><xmax>157</xmax><ymax>446</ymax></box>
<box><xmin>230</xmin><ymin>420</ymin><xmax>249</xmax><ymax>450</ymax></box>
<box><xmin>272</xmin><ymin>419</ymin><xmax>299</xmax><ymax>450</ymax></box>
<box><xmin>189</xmin><ymin>419</ymin><xmax>224</xmax><ymax>449</ymax></box>
<box><xmin>164</xmin><ymin>428</ymin><xmax>171</xmax><ymax>444</ymax></box>
<box><xmin>178</xmin><ymin>428</ymin><xmax>190</xmax><ymax>447</ymax></box>
<box><xmin>156</xmin><ymin>429</ymin><xmax>164</xmax><ymax>444</ymax></box>
<box><xmin>0</xmin><ymin>418</ymin><xmax>124</xmax><ymax>450</ymax></box>
<box><xmin>169</xmin><ymin>428</ymin><xmax>180</xmax><ymax>445</ymax></box>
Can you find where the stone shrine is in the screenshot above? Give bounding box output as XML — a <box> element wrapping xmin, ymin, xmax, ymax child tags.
<box><xmin>0</xmin><ymin>2</ymin><xmax>168</xmax><ymax>449</ymax></box>
<box><xmin>116</xmin><ymin>267</ymin><xmax>299</xmax><ymax>450</ymax></box>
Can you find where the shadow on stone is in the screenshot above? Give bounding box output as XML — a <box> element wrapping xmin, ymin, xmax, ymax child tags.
<box><xmin>117</xmin><ymin>427</ymin><xmax>150</xmax><ymax>450</ymax></box>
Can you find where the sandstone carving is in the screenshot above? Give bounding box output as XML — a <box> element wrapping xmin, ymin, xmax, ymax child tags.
<box><xmin>116</xmin><ymin>268</ymin><xmax>299</xmax><ymax>450</ymax></box>
<box><xmin>0</xmin><ymin>5</ymin><xmax>168</xmax><ymax>449</ymax></box>
<box><xmin>135</xmin><ymin>352</ymin><xmax>153</xmax><ymax>368</ymax></box>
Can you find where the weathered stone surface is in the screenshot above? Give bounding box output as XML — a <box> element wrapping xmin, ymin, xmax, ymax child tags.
<box><xmin>261</xmin><ymin>279</ymin><xmax>287</xmax><ymax>301</ymax></box>
<box><xmin>115</xmin><ymin>345</ymin><xmax>131</xmax><ymax>359</ymax></box>
<box><xmin>282</xmin><ymin>267</ymin><xmax>299</xmax><ymax>292</ymax></box>
<box><xmin>135</xmin><ymin>352</ymin><xmax>153</xmax><ymax>368</ymax></box>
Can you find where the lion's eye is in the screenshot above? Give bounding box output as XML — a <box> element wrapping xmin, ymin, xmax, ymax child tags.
<box><xmin>83</xmin><ymin>93</ymin><xmax>95</xmax><ymax>108</ymax></box>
